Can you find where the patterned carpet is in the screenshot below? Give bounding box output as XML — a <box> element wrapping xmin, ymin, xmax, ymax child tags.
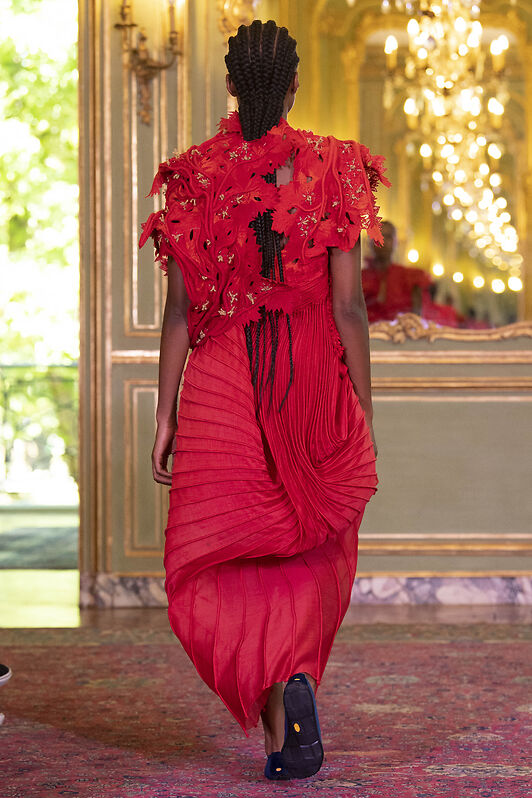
<box><xmin>1</xmin><ymin>617</ymin><xmax>532</xmax><ymax>797</ymax></box>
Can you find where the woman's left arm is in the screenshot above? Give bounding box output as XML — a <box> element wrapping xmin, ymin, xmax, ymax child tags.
<box><xmin>152</xmin><ymin>256</ymin><xmax>190</xmax><ymax>485</ymax></box>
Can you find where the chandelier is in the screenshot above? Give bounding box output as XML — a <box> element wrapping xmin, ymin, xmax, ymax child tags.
<box><xmin>382</xmin><ymin>0</ymin><xmax>522</xmax><ymax>293</ymax></box>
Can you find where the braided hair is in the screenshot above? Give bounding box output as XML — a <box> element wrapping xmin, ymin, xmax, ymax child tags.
<box><xmin>225</xmin><ymin>19</ymin><xmax>299</xmax><ymax>141</ymax></box>
<box><xmin>225</xmin><ymin>20</ymin><xmax>299</xmax><ymax>411</ymax></box>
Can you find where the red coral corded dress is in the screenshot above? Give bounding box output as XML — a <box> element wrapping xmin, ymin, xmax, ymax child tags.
<box><xmin>139</xmin><ymin>113</ymin><xmax>390</xmax><ymax>735</ymax></box>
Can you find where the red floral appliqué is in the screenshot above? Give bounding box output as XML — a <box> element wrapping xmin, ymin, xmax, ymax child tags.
<box><xmin>139</xmin><ymin>112</ymin><xmax>390</xmax><ymax>348</ymax></box>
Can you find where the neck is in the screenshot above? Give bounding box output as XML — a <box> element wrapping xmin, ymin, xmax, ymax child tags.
<box><xmin>281</xmin><ymin>97</ymin><xmax>292</xmax><ymax>120</ymax></box>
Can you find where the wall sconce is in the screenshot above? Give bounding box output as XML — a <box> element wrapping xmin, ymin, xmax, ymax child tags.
<box><xmin>115</xmin><ymin>1</ymin><xmax>183</xmax><ymax>125</ymax></box>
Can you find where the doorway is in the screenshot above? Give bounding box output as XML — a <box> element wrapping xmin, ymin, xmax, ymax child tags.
<box><xmin>0</xmin><ymin>0</ymin><xmax>80</xmax><ymax>626</ymax></box>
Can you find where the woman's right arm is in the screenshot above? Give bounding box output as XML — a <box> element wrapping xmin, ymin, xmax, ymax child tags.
<box><xmin>152</xmin><ymin>256</ymin><xmax>191</xmax><ymax>485</ymax></box>
<box><xmin>329</xmin><ymin>238</ymin><xmax>377</xmax><ymax>456</ymax></box>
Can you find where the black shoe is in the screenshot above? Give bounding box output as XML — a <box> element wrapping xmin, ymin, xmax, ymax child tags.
<box><xmin>281</xmin><ymin>673</ymin><xmax>324</xmax><ymax>778</ymax></box>
<box><xmin>264</xmin><ymin>750</ymin><xmax>290</xmax><ymax>780</ymax></box>
<box><xmin>0</xmin><ymin>665</ymin><xmax>12</xmax><ymax>686</ymax></box>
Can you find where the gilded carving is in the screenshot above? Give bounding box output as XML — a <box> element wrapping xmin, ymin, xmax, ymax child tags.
<box><xmin>319</xmin><ymin>10</ymin><xmax>352</xmax><ymax>37</ymax></box>
<box><xmin>217</xmin><ymin>0</ymin><xmax>254</xmax><ymax>40</ymax></box>
<box><xmin>369</xmin><ymin>313</ymin><xmax>532</xmax><ymax>343</ymax></box>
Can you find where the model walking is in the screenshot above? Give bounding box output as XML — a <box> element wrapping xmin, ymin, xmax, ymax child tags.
<box><xmin>140</xmin><ymin>19</ymin><xmax>389</xmax><ymax>780</ymax></box>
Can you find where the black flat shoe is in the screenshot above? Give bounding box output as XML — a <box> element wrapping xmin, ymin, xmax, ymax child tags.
<box><xmin>0</xmin><ymin>664</ymin><xmax>12</xmax><ymax>686</ymax></box>
<box><xmin>281</xmin><ymin>673</ymin><xmax>324</xmax><ymax>779</ymax></box>
<box><xmin>264</xmin><ymin>750</ymin><xmax>291</xmax><ymax>780</ymax></box>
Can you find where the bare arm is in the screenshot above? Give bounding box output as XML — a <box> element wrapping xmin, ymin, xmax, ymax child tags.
<box><xmin>152</xmin><ymin>256</ymin><xmax>190</xmax><ymax>485</ymax></box>
<box><xmin>329</xmin><ymin>238</ymin><xmax>377</xmax><ymax>455</ymax></box>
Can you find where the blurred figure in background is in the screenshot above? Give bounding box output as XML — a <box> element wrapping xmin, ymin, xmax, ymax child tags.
<box><xmin>362</xmin><ymin>221</ymin><xmax>432</xmax><ymax>322</ymax></box>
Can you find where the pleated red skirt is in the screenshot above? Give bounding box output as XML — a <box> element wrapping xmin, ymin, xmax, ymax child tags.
<box><xmin>164</xmin><ymin>278</ymin><xmax>378</xmax><ymax>734</ymax></box>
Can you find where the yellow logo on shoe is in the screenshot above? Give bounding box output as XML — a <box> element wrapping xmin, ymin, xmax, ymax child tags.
<box><xmin>294</xmin><ymin>722</ymin><xmax>301</xmax><ymax>732</ymax></box>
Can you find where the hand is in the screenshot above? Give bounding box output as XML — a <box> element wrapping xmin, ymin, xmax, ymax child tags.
<box><xmin>152</xmin><ymin>420</ymin><xmax>177</xmax><ymax>485</ymax></box>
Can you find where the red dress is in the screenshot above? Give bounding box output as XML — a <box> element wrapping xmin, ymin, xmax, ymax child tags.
<box><xmin>140</xmin><ymin>113</ymin><xmax>390</xmax><ymax>734</ymax></box>
<box><xmin>362</xmin><ymin>260</ymin><xmax>432</xmax><ymax>322</ymax></box>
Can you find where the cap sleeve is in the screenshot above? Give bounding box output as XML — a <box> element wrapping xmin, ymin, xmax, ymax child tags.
<box><xmin>325</xmin><ymin>138</ymin><xmax>391</xmax><ymax>251</ymax></box>
<box><xmin>271</xmin><ymin>133</ymin><xmax>391</xmax><ymax>263</ymax></box>
<box><xmin>139</xmin><ymin>162</ymin><xmax>172</xmax><ymax>273</ymax></box>
<box><xmin>138</xmin><ymin>156</ymin><xmax>205</xmax><ymax>275</ymax></box>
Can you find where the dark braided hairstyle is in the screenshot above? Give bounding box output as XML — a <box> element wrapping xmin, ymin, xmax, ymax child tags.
<box><xmin>225</xmin><ymin>20</ymin><xmax>299</xmax><ymax>411</ymax></box>
<box><xmin>225</xmin><ymin>19</ymin><xmax>299</xmax><ymax>141</ymax></box>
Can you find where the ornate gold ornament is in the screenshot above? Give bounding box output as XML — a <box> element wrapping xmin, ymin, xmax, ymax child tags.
<box><xmin>319</xmin><ymin>9</ymin><xmax>355</xmax><ymax>36</ymax></box>
<box><xmin>369</xmin><ymin>313</ymin><xmax>532</xmax><ymax>343</ymax></box>
<box><xmin>217</xmin><ymin>0</ymin><xmax>254</xmax><ymax>40</ymax></box>
<box><xmin>115</xmin><ymin>1</ymin><xmax>183</xmax><ymax>125</ymax></box>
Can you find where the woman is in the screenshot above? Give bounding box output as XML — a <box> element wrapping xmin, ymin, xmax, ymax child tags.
<box><xmin>140</xmin><ymin>19</ymin><xmax>389</xmax><ymax>781</ymax></box>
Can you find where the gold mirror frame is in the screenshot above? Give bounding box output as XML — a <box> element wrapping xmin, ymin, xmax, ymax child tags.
<box><xmin>369</xmin><ymin>312</ymin><xmax>532</xmax><ymax>343</ymax></box>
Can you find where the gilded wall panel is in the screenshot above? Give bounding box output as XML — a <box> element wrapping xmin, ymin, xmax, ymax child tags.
<box><xmin>107</xmin><ymin>368</ymin><xmax>169</xmax><ymax>573</ymax></box>
<box><xmin>80</xmin><ymin>0</ymin><xmax>233</xmax><ymax>583</ymax></box>
<box><xmin>80</xmin><ymin>0</ymin><xmax>532</xmax><ymax>598</ymax></box>
<box><xmin>122</xmin><ymin>380</ymin><xmax>167</xmax><ymax>557</ymax></box>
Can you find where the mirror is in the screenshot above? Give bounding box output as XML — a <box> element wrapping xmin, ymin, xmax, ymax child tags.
<box><xmin>360</xmin><ymin>23</ymin><xmax>524</xmax><ymax>329</ymax></box>
<box><xmin>256</xmin><ymin>0</ymin><xmax>531</xmax><ymax>332</ymax></box>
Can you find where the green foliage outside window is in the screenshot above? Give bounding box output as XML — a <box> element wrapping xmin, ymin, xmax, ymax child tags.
<box><xmin>0</xmin><ymin>0</ymin><xmax>79</xmax><ymax>494</ymax></box>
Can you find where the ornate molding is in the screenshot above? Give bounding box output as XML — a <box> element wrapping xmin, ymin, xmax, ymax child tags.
<box><xmin>369</xmin><ymin>313</ymin><xmax>532</xmax><ymax>343</ymax></box>
<box><xmin>373</xmin><ymin>376</ymin><xmax>532</xmax><ymax>390</ymax></box>
<box><xmin>217</xmin><ymin>0</ymin><xmax>254</xmax><ymax>41</ymax></box>
<box><xmin>370</xmin><ymin>349</ymin><xmax>532</xmax><ymax>364</ymax></box>
<box><xmin>359</xmin><ymin>540</ymin><xmax>532</xmax><ymax>553</ymax></box>
<box><xmin>319</xmin><ymin>9</ymin><xmax>356</xmax><ymax>37</ymax></box>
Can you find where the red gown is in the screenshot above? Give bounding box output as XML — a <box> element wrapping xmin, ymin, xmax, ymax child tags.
<box><xmin>140</xmin><ymin>113</ymin><xmax>390</xmax><ymax>734</ymax></box>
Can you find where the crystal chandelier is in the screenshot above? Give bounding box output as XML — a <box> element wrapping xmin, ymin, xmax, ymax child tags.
<box><xmin>382</xmin><ymin>0</ymin><xmax>522</xmax><ymax>290</ymax></box>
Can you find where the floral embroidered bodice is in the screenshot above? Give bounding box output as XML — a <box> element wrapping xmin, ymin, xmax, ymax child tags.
<box><xmin>139</xmin><ymin>112</ymin><xmax>390</xmax><ymax>348</ymax></box>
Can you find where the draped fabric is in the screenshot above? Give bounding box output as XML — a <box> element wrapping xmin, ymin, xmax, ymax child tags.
<box><xmin>140</xmin><ymin>113</ymin><xmax>389</xmax><ymax>734</ymax></box>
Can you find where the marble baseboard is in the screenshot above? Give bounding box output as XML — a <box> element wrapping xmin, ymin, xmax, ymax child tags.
<box><xmin>80</xmin><ymin>573</ymin><xmax>532</xmax><ymax>608</ymax></box>
<box><xmin>80</xmin><ymin>574</ymin><xmax>167</xmax><ymax>608</ymax></box>
<box><xmin>351</xmin><ymin>576</ymin><xmax>532</xmax><ymax>605</ymax></box>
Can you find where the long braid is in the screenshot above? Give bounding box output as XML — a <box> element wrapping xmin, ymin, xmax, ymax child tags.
<box><xmin>244</xmin><ymin>323</ymin><xmax>254</xmax><ymax>374</ymax></box>
<box><xmin>279</xmin><ymin>314</ymin><xmax>294</xmax><ymax>412</ymax></box>
<box><xmin>252</xmin><ymin>316</ymin><xmax>261</xmax><ymax>387</ymax></box>
<box><xmin>226</xmin><ymin>20</ymin><xmax>298</xmax><ymax>412</ymax></box>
